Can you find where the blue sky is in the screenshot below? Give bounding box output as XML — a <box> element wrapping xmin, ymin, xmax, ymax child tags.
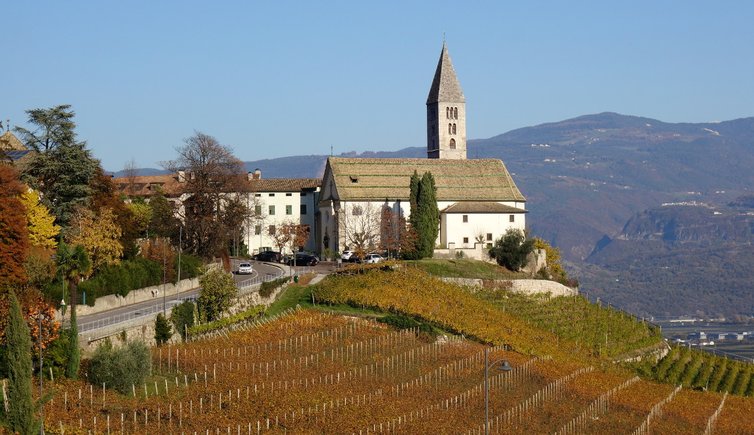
<box><xmin>5</xmin><ymin>1</ymin><xmax>754</xmax><ymax>171</ymax></box>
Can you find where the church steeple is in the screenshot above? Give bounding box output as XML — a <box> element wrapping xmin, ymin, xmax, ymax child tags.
<box><xmin>426</xmin><ymin>42</ymin><xmax>466</xmax><ymax>159</ymax></box>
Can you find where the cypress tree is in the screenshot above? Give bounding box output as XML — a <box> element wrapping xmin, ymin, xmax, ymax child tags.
<box><xmin>2</xmin><ymin>292</ymin><xmax>40</xmax><ymax>434</ymax></box>
<box><xmin>418</xmin><ymin>172</ymin><xmax>439</xmax><ymax>258</ymax></box>
<box><xmin>154</xmin><ymin>313</ymin><xmax>172</xmax><ymax>345</ymax></box>
<box><xmin>404</xmin><ymin>171</ymin><xmax>422</xmax><ymax>260</ymax></box>
<box><xmin>66</xmin><ymin>303</ymin><xmax>80</xmax><ymax>379</ymax></box>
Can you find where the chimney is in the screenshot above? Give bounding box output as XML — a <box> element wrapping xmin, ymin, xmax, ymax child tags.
<box><xmin>177</xmin><ymin>170</ymin><xmax>186</xmax><ymax>183</ymax></box>
<box><xmin>253</xmin><ymin>168</ymin><xmax>262</xmax><ymax>180</ymax></box>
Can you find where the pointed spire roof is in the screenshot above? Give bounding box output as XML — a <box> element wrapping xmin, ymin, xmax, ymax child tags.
<box><xmin>426</xmin><ymin>42</ymin><xmax>465</xmax><ymax>104</ymax></box>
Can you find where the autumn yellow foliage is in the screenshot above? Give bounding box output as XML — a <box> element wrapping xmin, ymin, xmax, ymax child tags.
<box><xmin>67</xmin><ymin>207</ymin><xmax>123</xmax><ymax>274</ymax></box>
<box><xmin>20</xmin><ymin>189</ymin><xmax>60</xmax><ymax>249</ymax></box>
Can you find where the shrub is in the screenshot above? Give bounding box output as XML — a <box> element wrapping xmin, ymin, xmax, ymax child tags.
<box><xmin>87</xmin><ymin>339</ymin><xmax>151</xmax><ymax>394</ymax></box>
<box><xmin>188</xmin><ymin>306</ymin><xmax>265</xmax><ymax>337</ymax></box>
<box><xmin>176</xmin><ymin>253</ymin><xmax>202</xmax><ymax>282</ymax></box>
<box><xmin>259</xmin><ymin>277</ymin><xmax>289</xmax><ymax>298</ymax></box>
<box><xmin>154</xmin><ymin>313</ymin><xmax>172</xmax><ymax>346</ymax></box>
<box><xmin>489</xmin><ymin>229</ymin><xmax>534</xmax><ymax>271</ymax></box>
<box><xmin>170</xmin><ymin>300</ymin><xmax>196</xmax><ymax>341</ymax></box>
<box><xmin>197</xmin><ymin>269</ymin><xmax>237</xmax><ymax>322</ymax></box>
<box><xmin>377</xmin><ymin>314</ymin><xmax>437</xmax><ymax>342</ymax></box>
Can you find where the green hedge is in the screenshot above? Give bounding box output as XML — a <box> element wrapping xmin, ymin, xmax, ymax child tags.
<box><xmin>259</xmin><ymin>277</ymin><xmax>289</xmax><ymax>298</ymax></box>
<box><xmin>187</xmin><ymin>305</ymin><xmax>266</xmax><ymax>337</ymax></box>
<box><xmin>50</xmin><ymin>254</ymin><xmax>203</xmax><ymax>306</ymax></box>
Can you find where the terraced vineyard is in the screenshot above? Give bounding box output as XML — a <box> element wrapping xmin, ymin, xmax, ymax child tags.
<box><xmin>42</xmin><ymin>310</ymin><xmax>753</xmax><ymax>433</ymax></box>
<box><xmin>475</xmin><ymin>288</ymin><xmax>662</xmax><ymax>358</ymax></box>
<box><xmin>38</xmin><ymin>266</ymin><xmax>754</xmax><ymax>433</ymax></box>
<box><xmin>650</xmin><ymin>346</ymin><xmax>754</xmax><ymax>396</ymax></box>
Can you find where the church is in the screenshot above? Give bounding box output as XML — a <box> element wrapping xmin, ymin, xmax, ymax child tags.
<box><xmin>318</xmin><ymin>43</ymin><xmax>527</xmax><ymax>259</ymax></box>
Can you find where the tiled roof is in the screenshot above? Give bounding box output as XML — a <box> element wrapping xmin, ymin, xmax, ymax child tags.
<box><xmin>0</xmin><ymin>131</ymin><xmax>26</xmax><ymax>151</ymax></box>
<box><xmin>325</xmin><ymin>157</ymin><xmax>525</xmax><ymax>202</ymax></box>
<box><xmin>114</xmin><ymin>174</ymin><xmax>321</xmax><ymax>197</ymax></box>
<box><xmin>426</xmin><ymin>42</ymin><xmax>465</xmax><ymax>104</ymax></box>
<box><xmin>248</xmin><ymin>178</ymin><xmax>321</xmax><ymax>192</ymax></box>
<box><xmin>114</xmin><ymin>174</ymin><xmax>184</xmax><ymax>197</ymax></box>
<box><xmin>441</xmin><ymin>202</ymin><xmax>527</xmax><ymax>214</ymax></box>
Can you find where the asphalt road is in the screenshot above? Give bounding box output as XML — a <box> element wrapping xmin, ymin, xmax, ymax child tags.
<box><xmin>77</xmin><ymin>260</ymin><xmax>285</xmax><ymax>333</ymax></box>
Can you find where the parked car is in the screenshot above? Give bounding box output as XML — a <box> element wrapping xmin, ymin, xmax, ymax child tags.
<box><xmin>237</xmin><ymin>262</ymin><xmax>253</xmax><ymax>274</ymax></box>
<box><xmin>363</xmin><ymin>253</ymin><xmax>384</xmax><ymax>264</ymax></box>
<box><xmin>341</xmin><ymin>250</ymin><xmax>355</xmax><ymax>261</ymax></box>
<box><xmin>287</xmin><ymin>253</ymin><xmax>319</xmax><ymax>266</ymax></box>
<box><xmin>253</xmin><ymin>250</ymin><xmax>282</xmax><ymax>263</ymax></box>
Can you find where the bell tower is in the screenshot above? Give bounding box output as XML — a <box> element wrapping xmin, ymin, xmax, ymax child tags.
<box><xmin>426</xmin><ymin>42</ymin><xmax>466</xmax><ymax>159</ymax></box>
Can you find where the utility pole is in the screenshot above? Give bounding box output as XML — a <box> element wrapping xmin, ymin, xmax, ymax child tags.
<box><xmin>177</xmin><ymin>226</ymin><xmax>182</xmax><ymax>284</ymax></box>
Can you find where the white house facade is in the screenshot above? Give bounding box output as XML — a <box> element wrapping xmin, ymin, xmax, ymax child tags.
<box><xmin>242</xmin><ymin>171</ymin><xmax>321</xmax><ymax>255</ymax></box>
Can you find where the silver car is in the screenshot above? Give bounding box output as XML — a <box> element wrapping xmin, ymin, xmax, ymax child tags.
<box><xmin>237</xmin><ymin>262</ymin><xmax>253</xmax><ymax>274</ymax></box>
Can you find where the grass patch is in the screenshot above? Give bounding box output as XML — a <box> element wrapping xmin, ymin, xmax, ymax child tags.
<box><xmin>264</xmin><ymin>281</ymin><xmax>385</xmax><ymax>319</ymax></box>
<box><xmin>406</xmin><ymin>258</ymin><xmax>526</xmax><ymax>280</ymax></box>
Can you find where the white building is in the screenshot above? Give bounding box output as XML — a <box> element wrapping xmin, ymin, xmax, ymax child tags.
<box><xmin>243</xmin><ymin>170</ymin><xmax>321</xmax><ymax>254</ymax></box>
<box><xmin>317</xmin><ymin>42</ymin><xmax>527</xmax><ymax>258</ymax></box>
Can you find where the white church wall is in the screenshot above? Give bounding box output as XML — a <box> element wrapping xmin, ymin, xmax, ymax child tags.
<box><xmin>441</xmin><ymin>212</ymin><xmax>525</xmax><ymax>249</ymax></box>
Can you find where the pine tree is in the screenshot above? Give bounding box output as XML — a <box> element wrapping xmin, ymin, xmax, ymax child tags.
<box><xmin>1</xmin><ymin>292</ymin><xmax>41</xmax><ymax>434</ymax></box>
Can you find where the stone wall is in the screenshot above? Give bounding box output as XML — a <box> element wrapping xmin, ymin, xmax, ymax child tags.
<box><xmin>79</xmin><ymin>277</ymin><xmax>293</xmax><ymax>353</ymax></box>
<box><xmin>59</xmin><ymin>277</ymin><xmax>200</xmax><ymax>320</ymax></box>
<box><xmin>439</xmin><ymin>277</ymin><xmax>578</xmax><ymax>297</ymax></box>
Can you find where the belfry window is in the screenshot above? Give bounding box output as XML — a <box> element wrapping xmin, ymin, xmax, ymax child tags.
<box><xmin>454</xmin><ymin>107</ymin><xmax>458</xmax><ymax>119</ymax></box>
<box><xmin>449</xmin><ymin>138</ymin><xmax>456</xmax><ymax>149</ymax></box>
<box><xmin>448</xmin><ymin>124</ymin><xmax>452</xmax><ymax>134</ymax></box>
<box><xmin>452</xmin><ymin>124</ymin><xmax>457</xmax><ymax>134</ymax></box>
<box><xmin>446</xmin><ymin>107</ymin><xmax>450</xmax><ymax>119</ymax></box>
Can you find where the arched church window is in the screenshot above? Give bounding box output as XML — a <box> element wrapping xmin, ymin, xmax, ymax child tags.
<box><xmin>448</xmin><ymin>124</ymin><xmax>452</xmax><ymax>134</ymax></box>
<box><xmin>449</xmin><ymin>138</ymin><xmax>456</xmax><ymax>149</ymax></box>
<box><xmin>452</xmin><ymin>123</ymin><xmax>457</xmax><ymax>134</ymax></box>
<box><xmin>454</xmin><ymin>107</ymin><xmax>458</xmax><ymax>119</ymax></box>
<box><xmin>446</xmin><ymin>107</ymin><xmax>450</xmax><ymax>119</ymax></box>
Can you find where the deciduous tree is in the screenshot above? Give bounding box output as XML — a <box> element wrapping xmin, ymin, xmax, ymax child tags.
<box><xmin>164</xmin><ymin>132</ymin><xmax>248</xmax><ymax>258</ymax></box>
<box><xmin>197</xmin><ymin>268</ymin><xmax>237</xmax><ymax>322</ymax></box>
<box><xmin>20</xmin><ymin>188</ymin><xmax>60</xmax><ymax>249</ymax></box>
<box><xmin>340</xmin><ymin>203</ymin><xmax>381</xmax><ymax>260</ymax></box>
<box><xmin>0</xmin><ymin>165</ymin><xmax>29</xmax><ymax>289</ymax></box>
<box><xmin>67</xmin><ymin>207</ymin><xmax>123</xmax><ymax>274</ymax></box>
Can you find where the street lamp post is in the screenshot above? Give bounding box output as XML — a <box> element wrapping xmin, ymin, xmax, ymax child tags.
<box><xmin>484</xmin><ymin>347</ymin><xmax>512</xmax><ymax>435</ymax></box>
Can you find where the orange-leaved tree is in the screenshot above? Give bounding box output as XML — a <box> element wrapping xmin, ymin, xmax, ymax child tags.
<box><xmin>0</xmin><ymin>164</ymin><xmax>29</xmax><ymax>289</ymax></box>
